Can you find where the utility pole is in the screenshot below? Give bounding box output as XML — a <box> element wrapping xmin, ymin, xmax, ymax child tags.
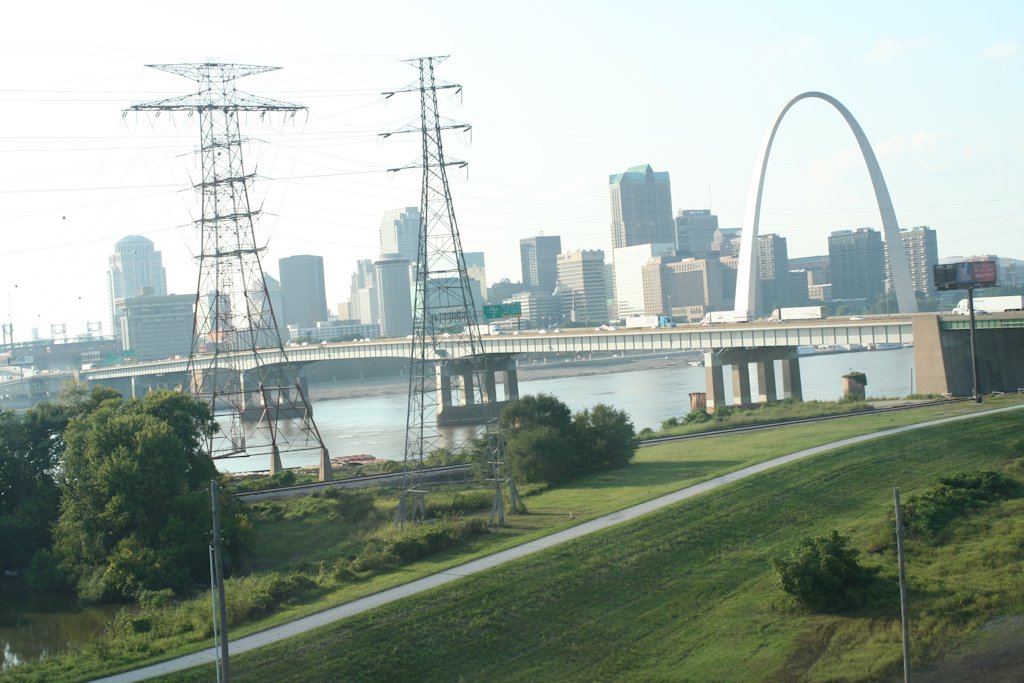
<box><xmin>210</xmin><ymin>480</ymin><xmax>230</xmax><ymax>682</ymax></box>
<box><xmin>127</xmin><ymin>63</ymin><xmax>331</xmax><ymax>479</ymax></box>
<box><xmin>893</xmin><ymin>487</ymin><xmax>911</xmax><ymax>682</ymax></box>
<box><xmin>966</xmin><ymin>287</ymin><xmax>982</xmax><ymax>403</ymax></box>
<box><xmin>381</xmin><ymin>57</ymin><xmax>513</xmax><ymax>525</ymax></box>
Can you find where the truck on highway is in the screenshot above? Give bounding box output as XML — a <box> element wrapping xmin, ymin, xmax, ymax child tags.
<box><xmin>770</xmin><ymin>305</ymin><xmax>827</xmax><ymax>321</ymax></box>
<box><xmin>700</xmin><ymin>310</ymin><xmax>749</xmax><ymax>325</ymax></box>
<box><xmin>624</xmin><ymin>315</ymin><xmax>674</xmax><ymax>329</ymax></box>
<box><xmin>951</xmin><ymin>295</ymin><xmax>1024</xmax><ymax>315</ymax></box>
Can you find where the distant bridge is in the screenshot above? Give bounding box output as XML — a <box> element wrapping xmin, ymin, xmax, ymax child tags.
<box><xmin>1</xmin><ymin>317</ymin><xmax>913</xmax><ymax>411</ymax></box>
<box><xmin>5</xmin><ymin>314</ymin><xmax>1024</xmax><ymax>414</ymax></box>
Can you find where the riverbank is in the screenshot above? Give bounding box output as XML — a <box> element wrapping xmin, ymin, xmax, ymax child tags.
<box><xmin>305</xmin><ymin>352</ymin><xmax>701</xmax><ymax>402</ymax></box>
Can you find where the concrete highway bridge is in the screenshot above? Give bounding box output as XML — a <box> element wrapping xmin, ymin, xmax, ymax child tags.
<box><xmin>2</xmin><ymin>313</ymin><xmax>1022</xmax><ymax>414</ymax></box>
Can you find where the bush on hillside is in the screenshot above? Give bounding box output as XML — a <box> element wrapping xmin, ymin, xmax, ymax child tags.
<box><xmin>899</xmin><ymin>470</ymin><xmax>1022</xmax><ymax>541</ymax></box>
<box><xmin>771</xmin><ymin>530</ymin><xmax>877</xmax><ymax>612</ymax></box>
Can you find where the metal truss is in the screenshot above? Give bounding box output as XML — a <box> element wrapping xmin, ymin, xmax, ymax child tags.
<box><xmin>128</xmin><ymin>63</ymin><xmax>329</xmax><ymax>476</ymax></box>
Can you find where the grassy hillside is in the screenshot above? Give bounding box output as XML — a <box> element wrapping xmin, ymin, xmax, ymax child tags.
<box><xmin>153</xmin><ymin>409</ymin><xmax>1024</xmax><ymax>682</ymax></box>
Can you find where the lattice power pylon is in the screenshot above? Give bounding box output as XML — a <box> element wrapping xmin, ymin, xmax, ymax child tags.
<box><xmin>127</xmin><ymin>63</ymin><xmax>331</xmax><ymax>479</ymax></box>
<box><xmin>382</xmin><ymin>56</ymin><xmax>519</xmax><ymax>523</ymax></box>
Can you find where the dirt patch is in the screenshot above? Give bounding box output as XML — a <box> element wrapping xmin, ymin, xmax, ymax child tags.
<box><xmin>915</xmin><ymin>615</ymin><xmax>1024</xmax><ymax>683</ymax></box>
<box><xmin>767</xmin><ymin>620</ymin><xmax>841</xmax><ymax>682</ymax></box>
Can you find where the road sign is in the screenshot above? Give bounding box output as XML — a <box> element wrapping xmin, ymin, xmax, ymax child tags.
<box><xmin>483</xmin><ymin>302</ymin><xmax>522</xmax><ymax>319</ymax></box>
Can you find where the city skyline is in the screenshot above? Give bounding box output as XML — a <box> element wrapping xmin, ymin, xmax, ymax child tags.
<box><xmin>1</xmin><ymin>1</ymin><xmax>1022</xmax><ymax>340</ymax></box>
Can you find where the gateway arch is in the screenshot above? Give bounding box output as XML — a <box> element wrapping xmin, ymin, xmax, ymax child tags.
<box><xmin>734</xmin><ymin>91</ymin><xmax>917</xmax><ymax>318</ymax></box>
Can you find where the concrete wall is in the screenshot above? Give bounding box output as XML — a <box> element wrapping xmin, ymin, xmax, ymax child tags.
<box><xmin>914</xmin><ymin>314</ymin><xmax>1024</xmax><ymax>396</ymax></box>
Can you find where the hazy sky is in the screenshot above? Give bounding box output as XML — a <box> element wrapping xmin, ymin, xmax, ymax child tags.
<box><xmin>2</xmin><ymin>1</ymin><xmax>1021</xmax><ymax>340</ymax></box>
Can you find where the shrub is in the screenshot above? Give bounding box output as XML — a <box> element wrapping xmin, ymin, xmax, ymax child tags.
<box><xmin>771</xmin><ymin>530</ymin><xmax>877</xmax><ymax>611</ymax></box>
<box><xmin>426</xmin><ymin>490</ymin><xmax>491</xmax><ymax>517</ymax></box>
<box><xmin>683</xmin><ymin>409</ymin><xmax>712</xmax><ymax>424</ymax></box>
<box><xmin>329</xmin><ymin>489</ymin><xmax>377</xmax><ymax>523</ymax></box>
<box><xmin>900</xmin><ymin>470</ymin><xmax>1022</xmax><ymax>541</ymax></box>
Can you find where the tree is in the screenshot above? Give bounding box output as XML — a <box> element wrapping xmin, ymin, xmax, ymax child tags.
<box><xmin>771</xmin><ymin>530</ymin><xmax>876</xmax><ymax>611</ymax></box>
<box><xmin>499</xmin><ymin>395</ymin><xmax>637</xmax><ymax>485</ymax></box>
<box><xmin>53</xmin><ymin>390</ymin><xmax>234</xmax><ymax>601</ymax></box>
<box><xmin>500</xmin><ymin>394</ymin><xmax>577</xmax><ymax>485</ymax></box>
<box><xmin>0</xmin><ymin>385</ymin><xmax>122</xmax><ymax>572</ymax></box>
<box><xmin>504</xmin><ymin>425</ymin><xmax>574</xmax><ymax>485</ymax></box>
<box><xmin>500</xmin><ymin>393</ymin><xmax>573</xmax><ymax>434</ymax></box>
<box><xmin>572</xmin><ymin>404</ymin><xmax>636</xmax><ymax>471</ymax></box>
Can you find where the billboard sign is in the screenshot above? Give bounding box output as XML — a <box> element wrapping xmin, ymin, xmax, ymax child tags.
<box><xmin>934</xmin><ymin>259</ymin><xmax>998</xmax><ymax>291</ymax></box>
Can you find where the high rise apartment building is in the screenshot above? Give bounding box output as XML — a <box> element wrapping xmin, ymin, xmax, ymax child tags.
<box><xmin>380</xmin><ymin>207</ymin><xmax>421</xmax><ymax>263</ymax></box>
<box><xmin>107</xmin><ymin>235</ymin><xmax>168</xmax><ymax>345</ymax></box>
<box><xmin>520</xmin><ymin>235</ymin><xmax>562</xmax><ymax>294</ymax></box>
<box><xmin>556</xmin><ymin>250</ymin><xmax>609</xmax><ymax>324</ymax></box>
<box><xmin>279</xmin><ymin>255</ymin><xmax>328</xmax><ymax>328</ymax></box>
<box><xmin>675</xmin><ymin>209</ymin><xmax>719</xmax><ymax>258</ymax></box>
<box><xmin>885</xmin><ymin>226</ymin><xmax>938</xmax><ymax>294</ymax></box>
<box><xmin>609</xmin><ymin>164</ymin><xmax>675</xmax><ymax>250</ymax></box>
<box><xmin>828</xmin><ymin>228</ymin><xmax>886</xmax><ymax>302</ymax></box>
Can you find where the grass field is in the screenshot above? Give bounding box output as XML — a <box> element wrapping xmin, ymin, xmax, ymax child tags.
<box><xmin>4</xmin><ymin>398</ymin><xmax>1021</xmax><ymax>682</ymax></box>
<box><xmin>147</xmin><ymin>405</ymin><xmax>1024</xmax><ymax>682</ymax></box>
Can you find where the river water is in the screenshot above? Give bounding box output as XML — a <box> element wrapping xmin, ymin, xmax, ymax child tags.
<box><xmin>221</xmin><ymin>346</ymin><xmax>916</xmax><ymax>473</ymax></box>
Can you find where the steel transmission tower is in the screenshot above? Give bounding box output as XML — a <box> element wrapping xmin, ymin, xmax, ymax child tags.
<box><xmin>382</xmin><ymin>56</ymin><xmax>519</xmax><ymax>522</ymax></box>
<box><xmin>128</xmin><ymin>63</ymin><xmax>330</xmax><ymax>479</ymax></box>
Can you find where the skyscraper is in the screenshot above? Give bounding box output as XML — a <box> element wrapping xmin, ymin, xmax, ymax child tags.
<box><xmin>828</xmin><ymin>228</ymin><xmax>886</xmax><ymax>302</ymax></box>
<box><xmin>520</xmin><ymin>235</ymin><xmax>562</xmax><ymax>293</ymax></box>
<box><xmin>380</xmin><ymin>207</ymin><xmax>421</xmax><ymax>263</ymax></box>
<box><xmin>886</xmin><ymin>226</ymin><xmax>938</xmax><ymax>295</ymax></box>
<box><xmin>374</xmin><ymin>255</ymin><xmax>412</xmax><ymax>338</ymax></box>
<box><xmin>609</xmin><ymin>164</ymin><xmax>675</xmax><ymax>250</ymax></box>
<box><xmin>278</xmin><ymin>255</ymin><xmax>328</xmax><ymax>328</ymax></box>
<box><xmin>675</xmin><ymin>209</ymin><xmax>719</xmax><ymax>258</ymax></box>
<box><xmin>107</xmin><ymin>235</ymin><xmax>168</xmax><ymax>346</ymax></box>
<box><xmin>556</xmin><ymin>250</ymin><xmax>609</xmax><ymax>324</ymax></box>
<box><xmin>757</xmin><ymin>233</ymin><xmax>790</xmax><ymax>314</ymax></box>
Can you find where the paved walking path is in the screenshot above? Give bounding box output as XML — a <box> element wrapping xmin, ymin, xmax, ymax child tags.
<box><xmin>94</xmin><ymin>403</ymin><xmax>1024</xmax><ymax>682</ymax></box>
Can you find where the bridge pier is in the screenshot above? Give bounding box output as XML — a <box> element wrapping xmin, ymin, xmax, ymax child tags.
<box><xmin>436</xmin><ymin>354</ymin><xmax>519</xmax><ymax>426</ymax></box>
<box><xmin>731</xmin><ymin>362</ymin><xmax>752</xmax><ymax>407</ymax></box>
<box><xmin>781</xmin><ymin>353</ymin><xmax>803</xmax><ymax>401</ymax></box>
<box><xmin>756</xmin><ymin>353</ymin><xmax>778</xmax><ymax>403</ymax></box>
<box><xmin>704</xmin><ymin>347</ymin><xmax>800</xmax><ymax>412</ymax></box>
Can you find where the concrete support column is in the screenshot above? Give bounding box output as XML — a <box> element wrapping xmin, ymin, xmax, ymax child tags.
<box><xmin>130</xmin><ymin>375</ymin><xmax>137</xmax><ymax>400</ymax></box>
<box><xmin>462</xmin><ymin>372</ymin><xmax>475</xmax><ymax>406</ymax></box>
<box><xmin>436</xmin><ymin>364</ymin><xmax>453</xmax><ymax>415</ymax></box>
<box><xmin>270</xmin><ymin>443</ymin><xmax>282</xmax><ymax>475</ymax></box>
<box><xmin>757</xmin><ymin>359</ymin><xmax>778</xmax><ymax>403</ymax></box>
<box><xmin>505</xmin><ymin>359</ymin><xmax>520</xmax><ymax>401</ymax></box>
<box><xmin>318</xmin><ymin>447</ymin><xmax>332</xmax><ymax>482</ymax></box>
<box><xmin>781</xmin><ymin>354</ymin><xmax>803</xmax><ymax>401</ymax></box>
<box><xmin>483</xmin><ymin>370</ymin><xmax>498</xmax><ymax>404</ymax></box>
<box><xmin>732</xmin><ymin>362</ymin><xmax>752</xmax><ymax>407</ymax></box>
<box><xmin>703</xmin><ymin>351</ymin><xmax>726</xmax><ymax>412</ymax></box>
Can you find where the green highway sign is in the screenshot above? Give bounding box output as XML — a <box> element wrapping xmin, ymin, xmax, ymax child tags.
<box><xmin>483</xmin><ymin>302</ymin><xmax>522</xmax><ymax>319</ymax></box>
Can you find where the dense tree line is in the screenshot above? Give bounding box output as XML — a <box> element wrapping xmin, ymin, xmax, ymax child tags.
<box><xmin>0</xmin><ymin>385</ymin><xmax>242</xmax><ymax>602</ymax></box>
<box><xmin>497</xmin><ymin>394</ymin><xmax>636</xmax><ymax>485</ymax></box>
